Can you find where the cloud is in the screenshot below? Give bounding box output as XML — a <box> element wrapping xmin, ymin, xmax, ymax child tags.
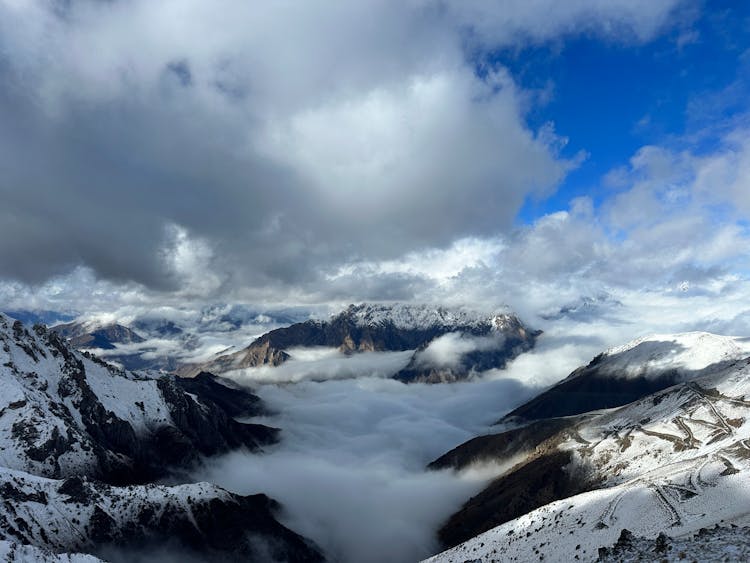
<box><xmin>0</xmin><ymin>0</ymin><xmax>683</xmax><ymax>300</ymax></box>
<box><xmin>189</xmin><ymin>375</ymin><xmax>539</xmax><ymax>563</ymax></box>
<box><xmin>444</xmin><ymin>0</ymin><xmax>684</xmax><ymax>46</ymax></box>
<box><xmin>414</xmin><ymin>332</ymin><xmax>503</xmax><ymax>369</ymax></box>
<box><xmin>226</xmin><ymin>349</ymin><xmax>414</xmax><ymax>384</ymax></box>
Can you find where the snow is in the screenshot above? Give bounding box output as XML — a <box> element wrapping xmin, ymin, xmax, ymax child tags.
<box><xmin>0</xmin><ymin>313</ymin><xmax>178</xmax><ymax>477</ymax></box>
<box><xmin>0</xmin><ymin>540</ymin><xmax>101</xmax><ymax>562</ymax></box>
<box><xmin>0</xmin><ymin>464</ymin><xmax>237</xmax><ymax>560</ymax></box>
<box><xmin>426</xmin><ymin>354</ymin><xmax>750</xmax><ymax>562</ymax></box>
<box><xmin>597</xmin><ymin>332</ymin><xmax>750</xmax><ymax>379</ymax></box>
<box><xmin>338</xmin><ymin>303</ymin><xmax>512</xmax><ymax>331</ymax></box>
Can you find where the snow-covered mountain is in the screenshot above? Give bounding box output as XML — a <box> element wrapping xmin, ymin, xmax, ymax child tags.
<box><xmin>425</xmin><ymin>333</ymin><xmax>750</xmax><ymax>562</ymax></box>
<box><xmin>182</xmin><ymin>303</ymin><xmax>540</xmax><ymax>383</ymax></box>
<box><xmin>0</xmin><ymin>313</ymin><xmax>324</xmax><ymax>561</ymax></box>
<box><xmin>32</xmin><ymin>305</ymin><xmax>312</xmax><ymax>372</ymax></box>
<box><xmin>502</xmin><ymin>332</ymin><xmax>750</xmax><ymax>423</ymax></box>
<box><xmin>0</xmin><ymin>468</ymin><xmax>323</xmax><ymax>562</ymax></box>
<box><xmin>0</xmin><ymin>313</ymin><xmax>276</xmax><ymax>483</ymax></box>
<box><xmin>51</xmin><ymin>320</ymin><xmax>145</xmax><ymax>350</ymax></box>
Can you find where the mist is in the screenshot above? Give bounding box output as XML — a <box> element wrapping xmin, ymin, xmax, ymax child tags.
<box><xmin>227</xmin><ymin>348</ymin><xmax>415</xmax><ymax>384</ymax></box>
<box><xmin>189</xmin><ymin>375</ymin><xmax>539</xmax><ymax>563</ymax></box>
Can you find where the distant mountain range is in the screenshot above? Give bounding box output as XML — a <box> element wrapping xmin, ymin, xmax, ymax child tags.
<box><xmin>180</xmin><ymin>303</ymin><xmax>541</xmax><ymax>383</ymax></box>
<box><xmin>2</xmin><ymin>306</ymin><xmax>312</xmax><ymax>373</ymax></box>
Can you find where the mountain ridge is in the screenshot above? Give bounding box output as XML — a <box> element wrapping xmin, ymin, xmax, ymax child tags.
<box><xmin>425</xmin><ymin>332</ymin><xmax>750</xmax><ymax>561</ymax></box>
<box><xmin>180</xmin><ymin>303</ymin><xmax>540</xmax><ymax>383</ymax></box>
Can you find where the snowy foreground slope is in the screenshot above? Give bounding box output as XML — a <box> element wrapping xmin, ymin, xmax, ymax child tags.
<box><xmin>184</xmin><ymin>303</ymin><xmax>540</xmax><ymax>383</ymax></box>
<box><xmin>0</xmin><ymin>314</ymin><xmax>323</xmax><ymax>561</ymax></box>
<box><xmin>0</xmin><ymin>467</ymin><xmax>322</xmax><ymax>562</ymax></box>
<box><xmin>426</xmin><ymin>333</ymin><xmax>750</xmax><ymax>562</ymax></box>
<box><xmin>0</xmin><ymin>539</ymin><xmax>99</xmax><ymax>562</ymax></box>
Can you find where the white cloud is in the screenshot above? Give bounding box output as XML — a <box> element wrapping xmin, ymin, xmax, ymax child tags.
<box><xmin>226</xmin><ymin>349</ymin><xmax>414</xmax><ymax>384</ymax></box>
<box><xmin>414</xmin><ymin>332</ymin><xmax>502</xmax><ymax>369</ymax></box>
<box><xmin>189</xmin><ymin>375</ymin><xmax>539</xmax><ymax>563</ymax></box>
<box><xmin>0</xmin><ymin>0</ymin><xmax>684</xmax><ymax>297</ymax></box>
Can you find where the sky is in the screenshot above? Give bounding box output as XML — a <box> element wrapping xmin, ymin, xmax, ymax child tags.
<box><xmin>3</xmin><ymin>5</ymin><xmax>750</xmax><ymax>562</ymax></box>
<box><xmin>0</xmin><ymin>0</ymin><xmax>750</xmax><ymax>339</ymax></box>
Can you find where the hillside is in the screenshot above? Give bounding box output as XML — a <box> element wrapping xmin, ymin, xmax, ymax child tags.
<box><xmin>426</xmin><ymin>334</ymin><xmax>750</xmax><ymax>561</ymax></box>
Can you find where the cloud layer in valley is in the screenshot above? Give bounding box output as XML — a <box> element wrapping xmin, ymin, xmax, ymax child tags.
<box><xmin>189</xmin><ymin>375</ymin><xmax>539</xmax><ymax>563</ymax></box>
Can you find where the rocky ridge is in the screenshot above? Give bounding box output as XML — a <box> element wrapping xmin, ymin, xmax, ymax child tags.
<box><xmin>182</xmin><ymin>303</ymin><xmax>540</xmax><ymax>383</ymax></box>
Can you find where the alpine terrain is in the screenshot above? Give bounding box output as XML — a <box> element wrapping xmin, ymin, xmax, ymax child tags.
<box><xmin>0</xmin><ymin>313</ymin><xmax>323</xmax><ymax>562</ymax></box>
<box><xmin>181</xmin><ymin>303</ymin><xmax>540</xmax><ymax>383</ymax></box>
<box><xmin>426</xmin><ymin>332</ymin><xmax>750</xmax><ymax>562</ymax></box>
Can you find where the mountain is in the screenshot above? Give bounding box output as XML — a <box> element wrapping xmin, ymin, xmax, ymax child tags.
<box><xmin>0</xmin><ymin>539</ymin><xmax>99</xmax><ymax>562</ymax></box>
<box><xmin>182</xmin><ymin>303</ymin><xmax>540</xmax><ymax>382</ymax></box>
<box><xmin>502</xmin><ymin>332</ymin><xmax>750</xmax><ymax>423</ymax></box>
<box><xmin>0</xmin><ymin>313</ymin><xmax>324</xmax><ymax>561</ymax></box>
<box><xmin>4</xmin><ymin>310</ymin><xmax>77</xmax><ymax>327</ymax></box>
<box><xmin>51</xmin><ymin>321</ymin><xmax>145</xmax><ymax>351</ymax></box>
<box><xmin>0</xmin><ymin>313</ymin><xmax>278</xmax><ymax>484</ymax></box>
<box><xmin>425</xmin><ymin>333</ymin><xmax>750</xmax><ymax>561</ymax></box>
<box><xmin>48</xmin><ymin>306</ymin><xmax>313</xmax><ymax>373</ymax></box>
<box><xmin>0</xmin><ymin>468</ymin><xmax>323</xmax><ymax>562</ymax></box>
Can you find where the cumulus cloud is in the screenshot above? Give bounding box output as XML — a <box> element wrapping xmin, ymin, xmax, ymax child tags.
<box><xmin>0</xmin><ymin>0</ymin><xmax>684</xmax><ymax>300</ymax></box>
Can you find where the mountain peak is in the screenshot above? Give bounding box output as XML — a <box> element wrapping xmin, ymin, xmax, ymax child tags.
<box><xmin>335</xmin><ymin>302</ymin><xmax>512</xmax><ymax>331</ymax></box>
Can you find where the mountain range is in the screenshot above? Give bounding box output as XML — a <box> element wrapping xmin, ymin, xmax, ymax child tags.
<box><xmin>0</xmin><ymin>313</ymin><xmax>323</xmax><ymax>562</ymax></box>
<box><xmin>180</xmin><ymin>303</ymin><xmax>540</xmax><ymax>383</ymax></box>
<box><xmin>5</xmin><ymin>303</ymin><xmax>750</xmax><ymax>561</ymax></box>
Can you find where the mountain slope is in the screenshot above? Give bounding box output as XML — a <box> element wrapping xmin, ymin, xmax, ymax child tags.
<box><xmin>425</xmin><ymin>335</ymin><xmax>750</xmax><ymax>561</ymax></box>
<box><xmin>183</xmin><ymin>303</ymin><xmax>540</xmax><ymax>383</ymax></box>
<box><xmin>0</xmin><ymin>313</ymin><xmax>276</xmax><ymax>484</ymax></box>
<box><xmin>0</xmin><ymin>313</ymin><xmax>324</xmax><ymax>561</ymax></box>
<box><xmin>0</xmin><ymin>467</ymin><xmax>324</xmax><ymax>562</ymax></box>
<box><xmin>502</xmin><ymin>332</ymin><xmax>750</xmax><ymax>423</ymax></box>
<box><xmin>51</xmin><ymin>321</ymin><xmax>145</xmax><ymax>350</ymax></box>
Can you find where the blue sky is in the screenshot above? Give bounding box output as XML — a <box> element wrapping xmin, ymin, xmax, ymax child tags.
<box><xmin>507</xmin><ymin>1</ymin><xmax>750</xmax><ymax>222</ymax></box>
<box><xmin>1</xmin><ymin>0</ymin><xmax>750</xmax><ymax>326</ymax></box>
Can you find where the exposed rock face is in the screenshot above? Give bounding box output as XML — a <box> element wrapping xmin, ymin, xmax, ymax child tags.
<box><xmin>0</xmin><ymin>313</ymin><xmax>277</xmax><ymax>485</ymax></box>
<box><xmin>427</xmin><ymin>335</ymin><xmax>750</xmax><ymax>559</ymax></box>
<box><xmin>185</xmin><ymin>303</ymin><xmax>540</xmax><ymax>382</ymax></box>
<box><xmin>51</xmin><ymin>321</ymin><xmax>145</xmax><ymax>350</ymax></box>
<box><xmin>0</xmin><ymin>470</ymin><xmax>324</xmax><ymax>563</ymax></box>
<box><xmin>0</xmin><ymin>313</ymin><xmax>324</xmax><ymax>562</ymax></box>
<box><xmin>394</xmin><ymin>315</ymin><xmax>538</xmax><ymax>383</ymax></box>
<box><xmin>431</xmin><ymin>418</ymin><xmax>595</xmax><ymax>549</ymax></box>
<box><xmin>428</xmin><ymin>417</ymin><xmax>574</xmax><ymax>472</ymax></box>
